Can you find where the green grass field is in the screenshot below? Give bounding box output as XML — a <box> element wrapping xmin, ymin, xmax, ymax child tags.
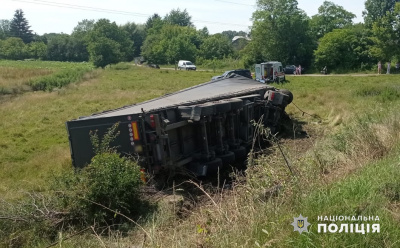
<box><xmin>0</xmin><ymin>61</ymin><xmax>399</xmax><ymax>247</ymax></box>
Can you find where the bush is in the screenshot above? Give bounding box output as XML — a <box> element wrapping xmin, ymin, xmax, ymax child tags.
<box><xmin>54</xmin><ymin>123</ymin><xmax>145</xmax><ymax>225</ymax></box>
<box><xmin>83</xmin><ymin>153</ymin><xmax>143</xmax><ymax>222</ymax></box>
<box><xmin>0</xmin><ymin>123</ymin><xmax>146</xmax><ymax>247</ymax></box>
<box><xmin>28</xmin><ymin>68</ymin><xmax>91</xmax><ymax>91</ymax></box>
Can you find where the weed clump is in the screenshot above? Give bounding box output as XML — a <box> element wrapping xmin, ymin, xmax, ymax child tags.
<box><xmin>29</xmin><ymin>68</ymin><xmax>91</xmax><ymax>91</ymax></box>
<box><xmin>355</xmin><ymin>86</ymin><xmax>400</xmax><ymax>102</ymax></box>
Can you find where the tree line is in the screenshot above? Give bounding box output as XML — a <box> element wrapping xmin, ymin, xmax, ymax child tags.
<box><xmin>1</xmin><ymin>0</ymin><xmax>400</xmax><ymax>72</ymax></box>
<box><xmin>0</xmin><ymin>8</ymin><xmax>245</xmax><ymax>68</ymax></box>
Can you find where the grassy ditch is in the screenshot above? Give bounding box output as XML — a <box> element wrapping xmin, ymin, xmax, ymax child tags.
<box><xmin>115</xmin><ymin>102</ymin><xmax>399</xmax><ymax>248</ymax></box>
<box><xmin>0</xmin><ymin>68</ymin><xmax>399</xmax><ymax>246</ymax></box>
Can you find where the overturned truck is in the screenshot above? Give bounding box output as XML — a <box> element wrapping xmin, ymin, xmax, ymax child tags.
<box><xmin>66</xmin><ymin>75</ymin><xmax>292</xmax><ymax>176</ymax></box>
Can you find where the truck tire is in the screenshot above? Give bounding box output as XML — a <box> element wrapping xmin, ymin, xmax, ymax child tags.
<box><xmin>278</xmin><ymin>89</ymin><xmax>293</xmax><ymax>104</ymax></box>
<box><xmin>217</xmin><ymin>151</ymin><xmax>235</xmax><ymax>165</ymax></box>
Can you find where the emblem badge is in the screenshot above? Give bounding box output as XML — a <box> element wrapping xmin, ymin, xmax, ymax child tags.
<box><xmin>291</xmin><ymin>214</ymin><xmax>310</xmax><ymax>234</ymax></box>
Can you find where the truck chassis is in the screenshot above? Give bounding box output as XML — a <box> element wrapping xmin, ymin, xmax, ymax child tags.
<box><xmin>66</xmin><ymin>75</ymin><xmax>292</xmax><ymax>176</ymax></box>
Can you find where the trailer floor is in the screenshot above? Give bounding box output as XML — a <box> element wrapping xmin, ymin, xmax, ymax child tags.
<box><xmin>82</xmin><ymin>76</ymin><xmax>273</xmax><ymax>119</ymax></box>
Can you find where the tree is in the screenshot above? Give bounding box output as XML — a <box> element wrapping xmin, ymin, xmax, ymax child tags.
<box><xmin>199</xmin><ymin>34</ymin><xmax>233</xmax><ymax>60</ymax></box>
<box><xmin>10</xmin><ymin>9</ymin><xmax>33</xmax><ymax>43</ymax></box>
<box><xmin>363</xmin><ymin>0</ymin><xmax>399</xmax><ymax>27</ymax></box>
<box><xmin>198</xmin><ymin>27</ymin><xmax>209</xmax><ymax>39</ymax></box>
<box><xmin>250</xmin><ymin>0</ymin><xmax>315</xmax><ymax>67</ymax></box>
<box><xmin>164</xmin><ymin>9</ymin><xmax>193</xmax><ymax>27</ymax></box>
<box><xmin>121</xmin><ymin>22</ymin><xmax>146</xmax><ymax>59</ymax></box>
<box><xmin>87</xmin><ymin>19</ymin><xmax>133</xmax><ymax>67</ymax></box>
<box><xmin>369</xmin><ymin>2</ymin><xmax>400</xmax><ymax>60</ymax></box>
<box><xmin>142</xmin><ymin>25</ymin><xmax>198</xmax><ymax>64</ymax></box>
<box><xmin>88</xmin><ymin>37</ymin><xmax>122</xmax><ymax>68</ymax></box>
<box><xmin>0</xmin><ymin>20</ymin><xmax>10</xmax><ymax>40</ymax></box>
<box><xmin>27</xmin><ymin>41</ymin><xmax>47</xmax><ymax>60</ymax></box>
<box><xmin>46</xmin><ymin>34</ymin><xmax>72</xmax><ymax>61</ymax></box>
<box><xmin>73</xmin><ymin>19</ymin><xmax>95</xmax><ymax>34</ymax></box>
<box><xmin>0</xmin><ymin>37</ymin><xmax>27</xmax><ymax>60</ymax></box>
<box><xmin>70</xmin><ymin>19</ymin><xmax>95</xmax><ymax>61</ymax></box>
<box><xmin>310</xmin><ymin>1</ymin><xmax>356</xmax><ymax>39</ymax></box>
<box><xmin>314</xmin><ymin>25</ymin><xmax>374</xmax><ymax>71</ymax></box>
<box><xmin>145</xmin><ymin>14</ymin><xmax>163</xmax><ymax>31</ymax></box>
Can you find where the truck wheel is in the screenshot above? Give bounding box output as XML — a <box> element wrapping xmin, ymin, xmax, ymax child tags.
<box><xmin>217</xmin><ymin>151</ymin><xmax>235</xmax><ymax>165</ymax></box>
<box><xmin>232</xmin><ymin>146</ymin><xmax>247</xmax><ymax>159</ymax></box>
<box><xmin>278</xmin><ymin>89</ymin><xmax>293</xmax><ymax>104</ymax></box>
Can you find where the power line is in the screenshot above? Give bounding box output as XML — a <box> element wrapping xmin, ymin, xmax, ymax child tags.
<box><xmin>11</xmin><ymin>0</ymin><xmax>250</xmax><ymax>28</ymax></box>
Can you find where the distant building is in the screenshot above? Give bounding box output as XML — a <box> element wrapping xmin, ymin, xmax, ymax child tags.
<box><xmin>231</xmin><ymin>36</ymin><xmax>251</xmax><ymax>43</ymax></box>
<box><xmin>231</xmin><ymin>36</ymin><xmax>251</xmax><ymax>51</ymax></box>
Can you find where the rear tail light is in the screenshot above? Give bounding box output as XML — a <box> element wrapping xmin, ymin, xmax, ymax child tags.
<box><xmin>150</xmin><ymin>114</ymin><xmax>156</xmax><ymax>128</ymax></box>
<box><xmin>270</xmin><ymin>91</ymin><xmax>275</xmax><ymax>101</ymax></box>
<box><xmin>131</xmin><ymin>121</ymin><xmax>140</xmax><ymax>140</ymax></box>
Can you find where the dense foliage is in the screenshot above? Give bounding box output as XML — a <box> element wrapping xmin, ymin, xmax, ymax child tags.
<box><xmin>310</xmin><ymin>1</ymin><xmax>356</xmax><ymax>39</ymax></box>
<box><xmin>249</xmin><ymin>0</ymin><xmax>315</xmax><ymax>67</ymax></box>
<box><xmin>9</xmin><ymin>9</ymin><xmax>33</xmax><ymax>43</ymax></box>
<box><xmin>54</xmin><ymin>124</ymin><xmax>144</xmax><ymax>225</ymax></box>
<box><xmin>1</xmin><ymin>1</ymin><xmax>400</xmax><ymax>71</ymax></box>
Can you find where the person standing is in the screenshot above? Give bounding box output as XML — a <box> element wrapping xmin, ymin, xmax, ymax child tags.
<box><xmin>396</xmin><ymin>62</ymin><xmax>399</xmax><ymax>73</ymax></box>
<box><xmin>298</xmin><ymin>65</ymin><xmax>302</xmax><ymax>75</ymax></box>
<box><xmin>378</xmin><ymin>61</ymin><xmax>382</xmax><ymax>74</ymax></box>
<box><xmin>387</xmin><ymin>62</ymin><xmax>391</xmax><ymax>74</ymax></box>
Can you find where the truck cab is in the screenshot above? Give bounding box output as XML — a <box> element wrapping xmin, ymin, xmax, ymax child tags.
<box><xmin>255</xmin><ymin>61</ymin><xmax>285</xmax><ymax>83</ymax></box>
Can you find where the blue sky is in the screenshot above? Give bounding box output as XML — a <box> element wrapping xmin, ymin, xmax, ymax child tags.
<box><xmin>1</xmin><ymin>0</ymin><xmax>366</xmax><ymax>35</ymax></box>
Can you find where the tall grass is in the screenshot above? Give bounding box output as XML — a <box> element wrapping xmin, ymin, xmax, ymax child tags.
<box><xmin>1</xmin><ymin>63</ymin><xmax>400</xmax><ymax>247</ymax></box>
<box><xmin>0</xmin><ymin>67</ymin><xmax>53</xmax><ymax>95</ymax></box>
<box><xmin>123</xmin><ymin>102</ymin><xmax>400</xmax><ymax>248</ymax></box>
<box><xmin>0</xmin><ymin>60</ymin><xmax>95</xmax><ymax>95</ymax></box>
<box><xmin>28</xmin><ymin>67</ymin><xmax>94</xmax><ymax>91</ymax></box>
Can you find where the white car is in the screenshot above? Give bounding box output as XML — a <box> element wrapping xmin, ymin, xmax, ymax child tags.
<box><xmin>178</xmin><ymin>60</ymin><xmax>196</xmax><ymax>70</ymax></box>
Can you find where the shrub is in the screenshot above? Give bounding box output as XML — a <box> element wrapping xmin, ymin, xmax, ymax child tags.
<box><xmin>28</xmin><ymin>67</ymin><xmax>91</xmax><ymax>91</ymax></box>
<box><xmin>54</xmin><ymin>123</ymin><xmax>144</xmax><ymax>225</ymax></box>
<box><xmin>82</xmin><ymin>153</ymin><xmax>143</xmax><ymax>222</ymax></box>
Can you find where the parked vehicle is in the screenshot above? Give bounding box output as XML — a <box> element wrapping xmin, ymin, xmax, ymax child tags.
<box><xmin>284</xmin><ymin>65</ymin><xmax>305</xmax><ymax>75</ymax></box>
<box><xmin>211</xmin><ymin>69</ymin><xmax>252</xmax><ymax>80</ymax></box>
<box><xmin>284</xmin><ymin>65</ymin><xmax>296</xmax><ymax>74</ymax></box>
<box><xmin>66</xmin><ymin>75</ymin><xmax>293</xmax><ymax>177</ymax></box>
<box><xmin>320</xmin><ymin>66</ymin><xmax>328</xmax><ymax>75</ymax></box>
<box><xmin>177</xmin><ymin>60</ymin><xmax>196</xmax><ymax>70</ymax></box>
<box><xmin>147</xmin><ymin>64</ymin><xmax>160</xmax><ymax>69</ymax></box>
<box><xmin>255</xmin><ymin>61</ymin><xmax>285</xmax><ymax>83</ymax></box>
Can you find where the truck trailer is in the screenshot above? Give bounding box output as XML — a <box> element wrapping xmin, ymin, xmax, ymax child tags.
<box><xmin>66</xmin><ymin>75</ymin><xmax>292</xmax><ymax>176</ymax></box>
